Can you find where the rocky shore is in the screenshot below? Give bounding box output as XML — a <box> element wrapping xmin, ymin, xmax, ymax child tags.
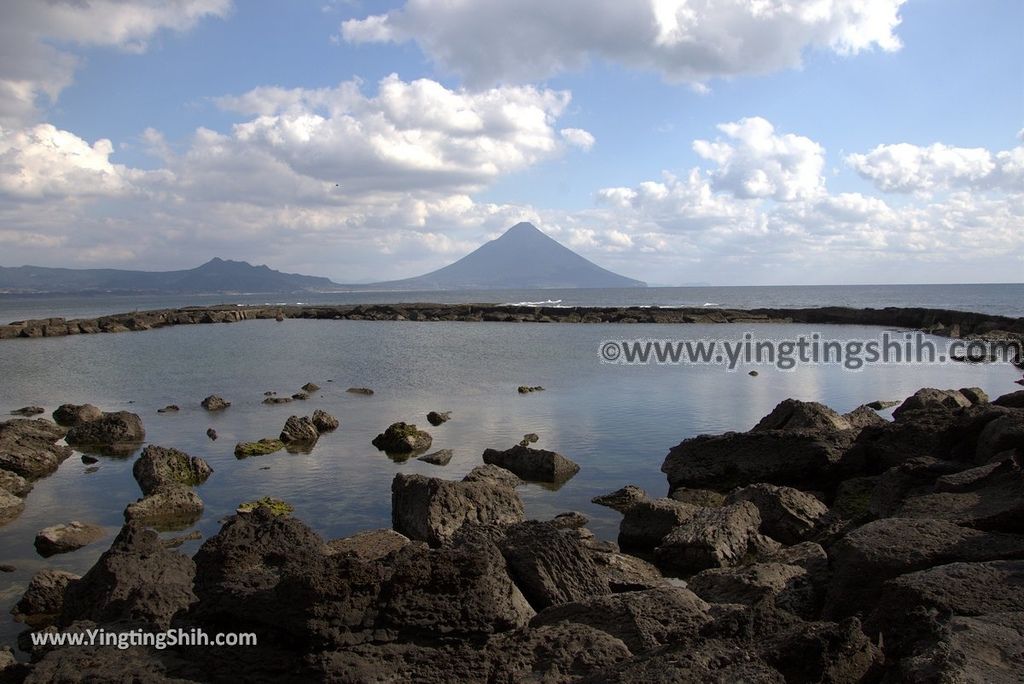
<box><xmin>1</xmin><ymin>386</ymin><xmax>1022</xmax><ymax>682</ymax></box>
<box><xmin>2</xmin><ymin>303</ymin><xmax>1023</xmax><ymax>342</ymax></box>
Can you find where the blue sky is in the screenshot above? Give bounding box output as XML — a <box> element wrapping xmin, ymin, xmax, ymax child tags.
<box><xmin>0</xmin><ymin>0</ymin><xmax>1021</xmax><ymax>285</ymax></box>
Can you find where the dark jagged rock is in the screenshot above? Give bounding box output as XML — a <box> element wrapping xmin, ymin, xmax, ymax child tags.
<box><xmin>483</xmin><ymin>444</ymin><xmax>580</xmax><ymax>483</ymax></box>
<box><xmin>843</xmin><ymin>404</ymin><xmax>888</xmax><ymax>430</ymax></box>
<box><xmin>280</xmin><ymin>415</ymin><xmax>319</xmax><ymax>445</ymax></box>
<box><xmin>892</xmin><ymin>387</ymin><xmax>971</xmax><ymax>418</ymax></box>
<box><xmin>34</xmin><ymin>521</ymin><xmax>105</xmax><ymax>557</ymax></box>
<box><xmin>52</xmin><ymin>403</ymin><xmax>102</xmax><ymax>426</ymax></box>
<box><xmin>346</xmin><ymin>387</ymin><xmax>374</xmax><ymax>395</ymax></box>
<box><xmin>824</xmin><ymin>518</ymin><xmax>1024</xmax><ymax>620</ymax></box>
<box><xmin>757</xmin><ymin>618</ymin><xmax>882</xmax><ymax>684</ymax></box>
<box><xmin>132</xmin><ymin>445</ymin><xmax>212</xmax><ymax>495</ymax></box>
<box><xmin>391</xmin><ymin>472</ymin><xmax>523</xmax><ymax>546</ymax></box>
<box><xmin>12</xmin><ymin>569</ymin><xmax>80</xmax><ymax>628</ymax></box>
<box><xmin>593</xmin><ymin>485</ymin><xmax>696</xmax><ymax>553</ymax></box>
<box><xmin>959</xmin><ymin>386</ymin><xmax>990</xmax><ymax>404</ymax></box>
<box><xmin>200</xmin><ymin>395</ymin><xmax>230</xmax><ymax>411</ymax></box>
<box><xmin>589</xmin><ymin>638</ymin><xmax>784</xmax><ymax>683</ymax></box>
<box><xmin>11</xmin><ymin>406</ymin><xmax>44</xmax><ymax>416</ymax></box>
<box><xmin>993</xmin><ymin>389</ymin><xmax>1024</xmax><ymax>408</ymax></box>
<box><xmin>688</xmin><ymin>562</ymin><xmax>818</xmax><ymax>618</ymax></box>
<box><xmin>895</xmin><ymin>461</ymin><xmax>1024</xmax><ymax>532</ymax></box>
<box><xmin>206</xmin><ymin>428</ymin><xmax>217</xmax><ymax>440</ymax></box>
<box><xmin>752</xmin><ymin>398</ymin><xmax>853</xmax><ymax>432</ymax></box>
<box><xmin>517</xmin><ymin>385</ymin><xmax>544</xmax><ymax>393</ymax></box>
<box><xmin>417</xmin><ymin>448</ymin><xmax>453</xmax><ymax>466</ymax></box>
<box><xmin>301</xmin><ymin>382</ymin><xmax>320</xmax><ymax>393</ymax></box>
<box><xmin>64</xmin><ymin>411</ymin><xmax>145</xmax><ymax>451</ymax></box>
<box><xmin>372</xmin><ymin>422</ymin><xmax>432</xmax><ymax>454</ymax></box>
<box><xmin>61</xmin><ymin>523</ymin><xmax>197</xmax><ymax>629</ymax></box>
<box><xmin>0</xmin><ymin>418</ymin><xmax>72</xmax><ymax>479</ymax></box>
<box><xmin>426</xmin><ymin>410</ymin><xmax>451</xmax><ymax>426</ymax></box>
<box><xmin>866</xmin><ymin>399</ymin><xmax>899</xmax><ymax>410</ymax></box>
<box><xmin>263</xmin><ymin>396</ymin><xmax>292</xmax><ymax>405</ymax></box>
<box><xmin>311</xmin><ymin>409</ymin><xmax>339</xmax><ymax>433</ymax></box>
<box><xmin>896</xmin><ymin>611</ymin><xmax>1024</xmax><ymax>682</ymax></box>
<box><xmin>654</xmin><ymin>502</ymin><xmax>778</xmax><ymax>576</ymax></box>
<box><xmin>724</xmin><ymin>483</ymin><xmax>829</xmax><ymax>545</ymax></box>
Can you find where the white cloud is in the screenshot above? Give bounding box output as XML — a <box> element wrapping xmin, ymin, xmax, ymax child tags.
<box><xmin>560</xmin><ymin>128</ymin><xmax>595</xmax><ymax>151</ymax></box>
<box><xmin>692</xmin><ymin>117</ymin><xmax>826</xmax><ymax>201</ymax></box>
<box><xmin>0</xmin><ymin>0</ymin><xmax>231</xmax><ymax>126</ymax></box>
<box><xmin>845</xmin><ymin>142</ymin><xmax>1024</xmax><ymax>193</ymax></box>
<box><xmin>341</xmin><ymin>0</ymin><xmax>905</xmax><ymax>86</ymax></box>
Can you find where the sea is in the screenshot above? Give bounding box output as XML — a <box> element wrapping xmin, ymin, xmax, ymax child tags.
<box><xmin>0</xmin><ymin>283</ymin><xmax>1022</xmax><ymax>648</ymax></box>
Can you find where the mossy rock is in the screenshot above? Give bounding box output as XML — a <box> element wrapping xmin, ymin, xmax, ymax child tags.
<box><xmin>234</xmin><ymin>439</ymin><xmax>285</xmax><ymax>458</ymax></box>
<box><xmin>237</xmin><ymin>497</ymin><xmax>294</xmax><ymax>516</ymax></box>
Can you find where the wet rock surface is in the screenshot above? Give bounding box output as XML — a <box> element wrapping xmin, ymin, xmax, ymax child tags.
<box><xmin>483</xmin><ymin>444</ymin><xmax>580</xmax><ymax>483</ymax></box>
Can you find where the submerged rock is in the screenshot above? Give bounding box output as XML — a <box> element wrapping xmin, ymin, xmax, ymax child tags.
<box><xmin>517</xmin><ymin>386</ymin><xmax>545</xmax><ymax>394</ymax></box>
<box><xmin>372</xmin><ymin>422</ymin><xmax>432</xmax><ymax>454</ymax></box>
<box><xmin>426</xmin><ymin>410</ymin><xmax>451</xmax><ymax>426</ymax></box>
<box><xmin>200</xmin><ymin>395</ymin><xmax>230</xmax><ymax>411</ymax></box>
<box><xmin>234</xmin><ymin>438</ymin><xmax>284</xmax><ymax>458</ymax></box>
<box><xmin>237</xmin><ymin>497</ymin><xmax>294</xmax><ymax>516</ymax></box>
<box><xmin>206</xmin><ymin>428</ymin><xmax>217</xmax><ymax>440</ymax></box>
<box><xmin>482</xmin><ymin>444</ymin><xmax>580</xmax><ymax>483</ymax></box>
<box><xmin>347</xmin><ymin>387</ymin><xmax>374</xmax><ymax>395</ymax></box>
<box><xmin>417</xmin><ymin>448</ymin><xmax>453</xmax><ymax>466</ymax></box>
<box><xmin>11</xmin><ymin>406</ymin><xmax>44</xmax><ymax>417</ymax></box>
<box><xmin>34</xmin><ymin>521</ymin><xmax>105</xmax><ymax>557</ymax></box>
<box><xmin>312</xmin><ymin>409</ymin><xmax>339</xmax><ymax>433</ymax></box>
<box><xmin>52</xmin><ymin>403</ymin><xmax>102</xmax><ymax>426</ymax></box>
<box><xmin>280</xmin><ymin>415</ymin><xmax>319</xmax><ymax>445</ymax></box>
<box><xmin>301</xmin><ymin>382</ymin><xmax>321</xmax><ymax>393</ymax></box>
<box><xmin>156</xmin><ymin>405</ymin><xmax>179</xmax><ymax>413</ymax></box>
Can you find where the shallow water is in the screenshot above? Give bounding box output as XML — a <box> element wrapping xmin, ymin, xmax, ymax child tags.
<box><xmin>0</xmin><ymin>318</ymin><xmax>1021</xmax><ymax>648</ymax></box>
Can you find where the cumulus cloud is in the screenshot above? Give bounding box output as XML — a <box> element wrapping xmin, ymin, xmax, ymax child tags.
<box><xmin>692</xmin><ymin>117</ymin><xmax>826</xmax><ymax>201</ymax></box>
<box><xmin>341</xmin><ymin>0</ymin><xmax>906</xmax><ymax>86</ymax></box>
<box><xmin>847</xmin><ymin>142</ymin><xmax>1024</xmax><ymax>193</ymax></box>
<box><xmin>0</xmin><ymin>0</ymin><xmax>231</xmax><ymax>125</ymax></box>
<box><xmin>560</xmin><ymin>128</ymin><xmax>595</xmax><ymax>151</ymax></box>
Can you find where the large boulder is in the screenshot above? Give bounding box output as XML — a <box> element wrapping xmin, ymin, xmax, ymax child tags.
<box><xmin>825</xmin><ymin>518</ymin><xmax>1024</xmax><ymax>619</ymax></box>
<box><xmin>0</xmin><ymin>419</ymin><xmax>72</xmax><ymax>479</ymax></box>
<box><xmin>482</xmin><ymin>444</ymin><xmax>580</xmax><ymax>483</ymax></box>
<box><xmin>34</xmin><ymin>521</ymin><xmax>105</xmax><ymax>557</ymax></box>
<box><xmin>654</xmin><ymin>502</ymin><xmax>779</xmax><ymax>575</ymax></box>
<box><xmin>687</xmin><ymin>562</ymin><xmax>819</xmax><ymax>619</ymax></box>
<box><xmin>132</xmin><ymin>445</ymin><xmax>212</xmax><ymax>496</ymax></box>
<box><xmin>52</xmin><ymin>403</ymin><xmax>102</xmax><ymax>426</ymax></box>
<box><xmin>372</xmin><ymin>422</ymin><xmax>432</xmax><ymax>454</ymax></box>
<box><xmin>895</xmin><ymin>460</ymin><xmax>1024</xmax><ymax>532</ymax></box>
<box><xmin>592</xmin><ymin>485</ymin><xmax>696</xmax><ymax>552</ymax></box>
<box><xmin>61</xmin><ymin>523</ymin><xmax>197</xmax><ymax>629</ymax></box>
<box><xmin>11</xmin><ymin>569</ymin><xmax>80</xmax><ymax>627</ymax></box>
<box><xmin>391</xmin><ymin>472</ymin><xmax>524</xmax><ymax>546</ymax></box>
<box><xmin>725</xmin><ymin>483</ymin><xmax>829</xmax><ymax>545</ymax></box>
<box><xmin>993</xmin><ymin>390</ymin><xmax>1024</xmax><ymax>408</ymax></box>
<box><xmin>893</xmin><ymin>387</ymin><xmax>971</xmax><ymax>418</ymax></box>
<box><xmin>662</xmin><ymin>429</ymin><xmax>855</xmax><ymax>494</ymax></box>
<box><xmin>752</xmin><ymin>399</ymin><xmax>853</xmax><ymax>432</ymax></box>
<box><xmin>65</xmin><ymin>411</ymin><xmax>145</xmax><ymax>451</ymax></box>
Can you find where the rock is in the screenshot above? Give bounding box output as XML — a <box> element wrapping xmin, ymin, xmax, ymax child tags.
<box><xmin>311</xmin><ymin>409</ymin><xmax>339</xmax><ymax>433</ymax></box>
<box><xmin>124</xmin><ymin>487</ymin><xmax>204</xmax><ymax>529</ymax></box>
<box><xmin>868</xmin><ymin>561</ymin><xmax>1024</xmax><ymax>657</ymax></box>
<box><xmin>280</xmin><ymin>415</ymin><xmax>319</xmax><ymax>444</ymax></box>
<box><xmin>64</xmin><ymin>411</ymin><xmax>145</xmax><ymax>450</ymax></box>
<box><xmin>162</xmin><ymin>530</ymin><xmax>202</xmax><ymax>548</ymax></box>
<box><xmin>417</xmin><ymin>448</ymin><xmax>453</xmax><ymax>466</ymax></box>
<box><xmin>156</xmin><ymin>405</ymin><xmax>180</xmax><ymax>413</ymax></box>
<box><xmin>866</xmin><ymin>399</ymin><xmax>899</xmax><ymax>410</ymax></box>
<box><xmin>517</xmin><ymin>385</ymin><xmax>544</xmax><ymax>393</ymax></box>
<box><xmin>934</xmin><ymin>458</ymin><xmax>1013</xmax><ymax>492</ymax></box>
<box><xmin>426</xmin><ymin>410</ymin><xmax>451</xmax><ymax>426</ymax></box>
<box><xmin>391</xmin><ymin>472</ymin><xmax>524</xmax><ymax>546</ymax></box>
<box><xmin>328</xmin><ymin>529</ymin><xmax>411</xmax><ymax>560</ymax></box>
<box><xmin>263</xmin><ymin>396</ymin><xmax>292</xmax><ymax>405</ymax></box>
<box><xmin>234</xmin><ymin>438</ymin><xmax>284</xmax><ymax>458</ymax></box>
<box><xmin>593</xmin><ymin>485</ymin><xmax>696</xmax><ymax>552</ymax></box>
<box><xmin>752</xmin><ymin>398</ymin><xmax>853</xmax><ymax>432</ymax></box>
<box><xmin>372</xmin><ymin>422</ymin><xmax>432</xmax><ymax>454</ymax></box>
<box><xmin>0</xmin><ymin>468</ymin><xmax>31</xmax><ymax>497</ymax></box>
<box><xmin>12</xmin><ymin>569</ymin><xmax>80</xmax><ymax>627</ymax></box>
<box><xmin>52</xmin><ymin>403</ymin><xmax>102</xmax><ymax>426</ymax></box>
<box><xmin>200</xmin><ymin>395</ymin><xmax>230</xmax><ymax>411</ymax></box>
<box><xmin>758</xmin><ymin>618</ymin><xmax>882</xmax><ymax>684</ymax></box>
<box><xmin>662</xmin><ymin>429</ymin><xmax>855</xmax><ymax>494</ymax></box>
<box><xmin>521</xmin><ymin>432</ymin><xmax>540</xmax><ymax>445</ymax></box>
<box><xmin>206</xmin><ymin>428</ymin><xmax>217</xmax><ymax>440</ymax></box>
<box><xmin>592</xmin><ymin>638</ymin><xmax>784</xmax><ymax>683</ymax></box>
<box><xmin>959</xmin><ymin>386</ymin><xmax>990</xmax><ymax>405</ymax></box>
<box><xmin>724</xmin><ymin>483</ymin><xmax>829</xmax><ymax>545</ymax></box>
<box><xmin>132</xmin><ymin>445</ymin><xmax>212</xmax><ymax>495</ymax></box>
<box><xmin>484</xmin><ymin>623</ymin><xmax>633</xmax><ymax>683</ymax></box>
<box><xmin>654</xmin><ymin>502</ymin><xmax>779</xmax><ymax>576</ymax></box>
<box><xmin>492</xmin><ymin>520</ymin><xmax>610</xmax><ymax>610</ymax></box>
<box><xmin>237</xmin><ymin>497</ymin><xmax>294</xmax><ymax>516</ymax></box>
<box><xmin>688</xmin><ymin>562</ymin><xmax>818</xmax><ymax>618</ymax></box>
<box><xmin>868</xmin><ymin>456</ymin><xmax>963</xmax><ymax>517</ymax></box>
<box><xmin>749</xmin><ymin>370</ymin><xmax>759</xmax><ymax>376</ymax></box>
<box><xmin>61</xmin><ymin>522</ymin><xmax>197</xmax><ymax>629</ymax></box>
<box><xmin>763</xmin><ymin>541</ymin><xmax>830</xmax><ymax>581</ymax></box>
<box><xmin>993</xmin><ymin>390</ymin><xmax>1024</xmax><ymax>408</ymax></box>
<box><xmin>895</xmin><ymin>466</ymin><xmax>1024</xmax><ymax>532</ymax></box>
<box><xmin>463</xmin><ymin>464</ymin><xmax>522</xmax><ymax>487</ymax></box>
<box><xmin>482</xmin><ymin>444</ymin><xmax>580</xmax><ymax>483</ymax></box>
<box><xmin>292</xmin><ymin>392</ymin><xmax>308</xmax><ymax>401</ymax></box>
<box><xmin>0</xmin><ymin>564</ymin><xmax>14</xmax><ymax>572</ymax></box>
<box><xmin>11</xmin><ymin>406</ymin><xmax>44</xmax><ymax>416</ymax></box>
<box><xmin>897</xmin><ymin>611</ymin><xmax>1024</xmax><ymax>683</ymax></box>
<box><xmin>893</xmin><ymin>387</ymin><xmax>971</xmax><ymax>418</ymax></box>
<box><xmin>550</xmin><ymin>511</ymin><xmax>588</xmax><ymax>529</ymax></box>
<box><xmin>843</xmin><ymin>404</ymin><xmax>888</xmax><ymax>430</ymax></box>
<box><xmin>301</xmin><ymin>382</ymin><xmax>320</xmax><ymax>393</ymax></box>
<box><xmin>669</xmin><ymin>487</ymin><xmax>725</xmax><ymax>507</ymax></box>
<box><xmin>975</xmin><ymin>413</ymin><xmax>1024</xmax><ymax>463</ymax></box>
<box><xmin>34</xmin><ymin>521</ymin><xmax>105</xmax><ymax>557</ymax></box>
<box><xmin>0</xmin><ymin>418</ymin><xmax>73</xmax><ymax>479</ymax></box>
<box><xmin>0</xmin><ymin>488</ymin><xmax>25</xmax><ymax>524</ymax></box>
<box><xmin>531</xmin><ymin>586</ymin><xmax>712</xmax><ymax>653</ymax></box>
<box><xmin>830</xmin><ymin>476</ymin><xmax>878</xmax><ymax>520</ymax></box>
<box><xmin>824</xmin><ymin>518</ymin><xmax>1024</xmax><ymax>619</ymax></box>
<box><xmin>347</xmin><ymin>387</ymin><xmax>374</xmax><ymax>395</ymax></box>
<box><xmin>80</xmin><ymin>454</ymin><xmax>98</xmax><ymax>465</ymax></box>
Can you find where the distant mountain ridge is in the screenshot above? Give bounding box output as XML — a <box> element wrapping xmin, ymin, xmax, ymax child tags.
<box><xmin>370</xmin><ymin>222</ymin><xmax>646</xmax><ymax>290</ymax></box>
<box><xmin>0</xmin><ymin>223</ymin><xmax>645</xmax><ymax>294</ymax></box>
<box><xmin>0</xmin><ymin>258</ymin><xmax>337</xmax><ymax>294</ymax></box>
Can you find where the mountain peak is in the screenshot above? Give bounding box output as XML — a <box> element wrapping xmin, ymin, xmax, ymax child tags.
<box><xmin>501</xmin><ymin>222</ymin><xmax>544</xmax><ymax>238</ymax></box>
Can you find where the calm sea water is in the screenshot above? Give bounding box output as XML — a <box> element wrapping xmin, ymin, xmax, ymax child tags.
<box><xmin>1</xmin><ymin>315</ymin><xmax>1022</xmax><ymax>649</ymax></box>
<box><xmin>2</xmin><ymin>282</ymin><xmax>1023</xmax><ymax>322</ymax></box>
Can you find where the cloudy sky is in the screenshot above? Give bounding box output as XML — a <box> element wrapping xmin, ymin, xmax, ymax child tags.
<box><xmin>0</xmin><ymin>0</ymin><xmax>1020</xmax><ymax>285</ymax></box>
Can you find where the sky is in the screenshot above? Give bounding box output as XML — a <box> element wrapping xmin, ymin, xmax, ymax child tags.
<box><xmin>0</xmin><ymin>0</ymin><xmax>1021</xmax><ymax>286</ymax></box>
